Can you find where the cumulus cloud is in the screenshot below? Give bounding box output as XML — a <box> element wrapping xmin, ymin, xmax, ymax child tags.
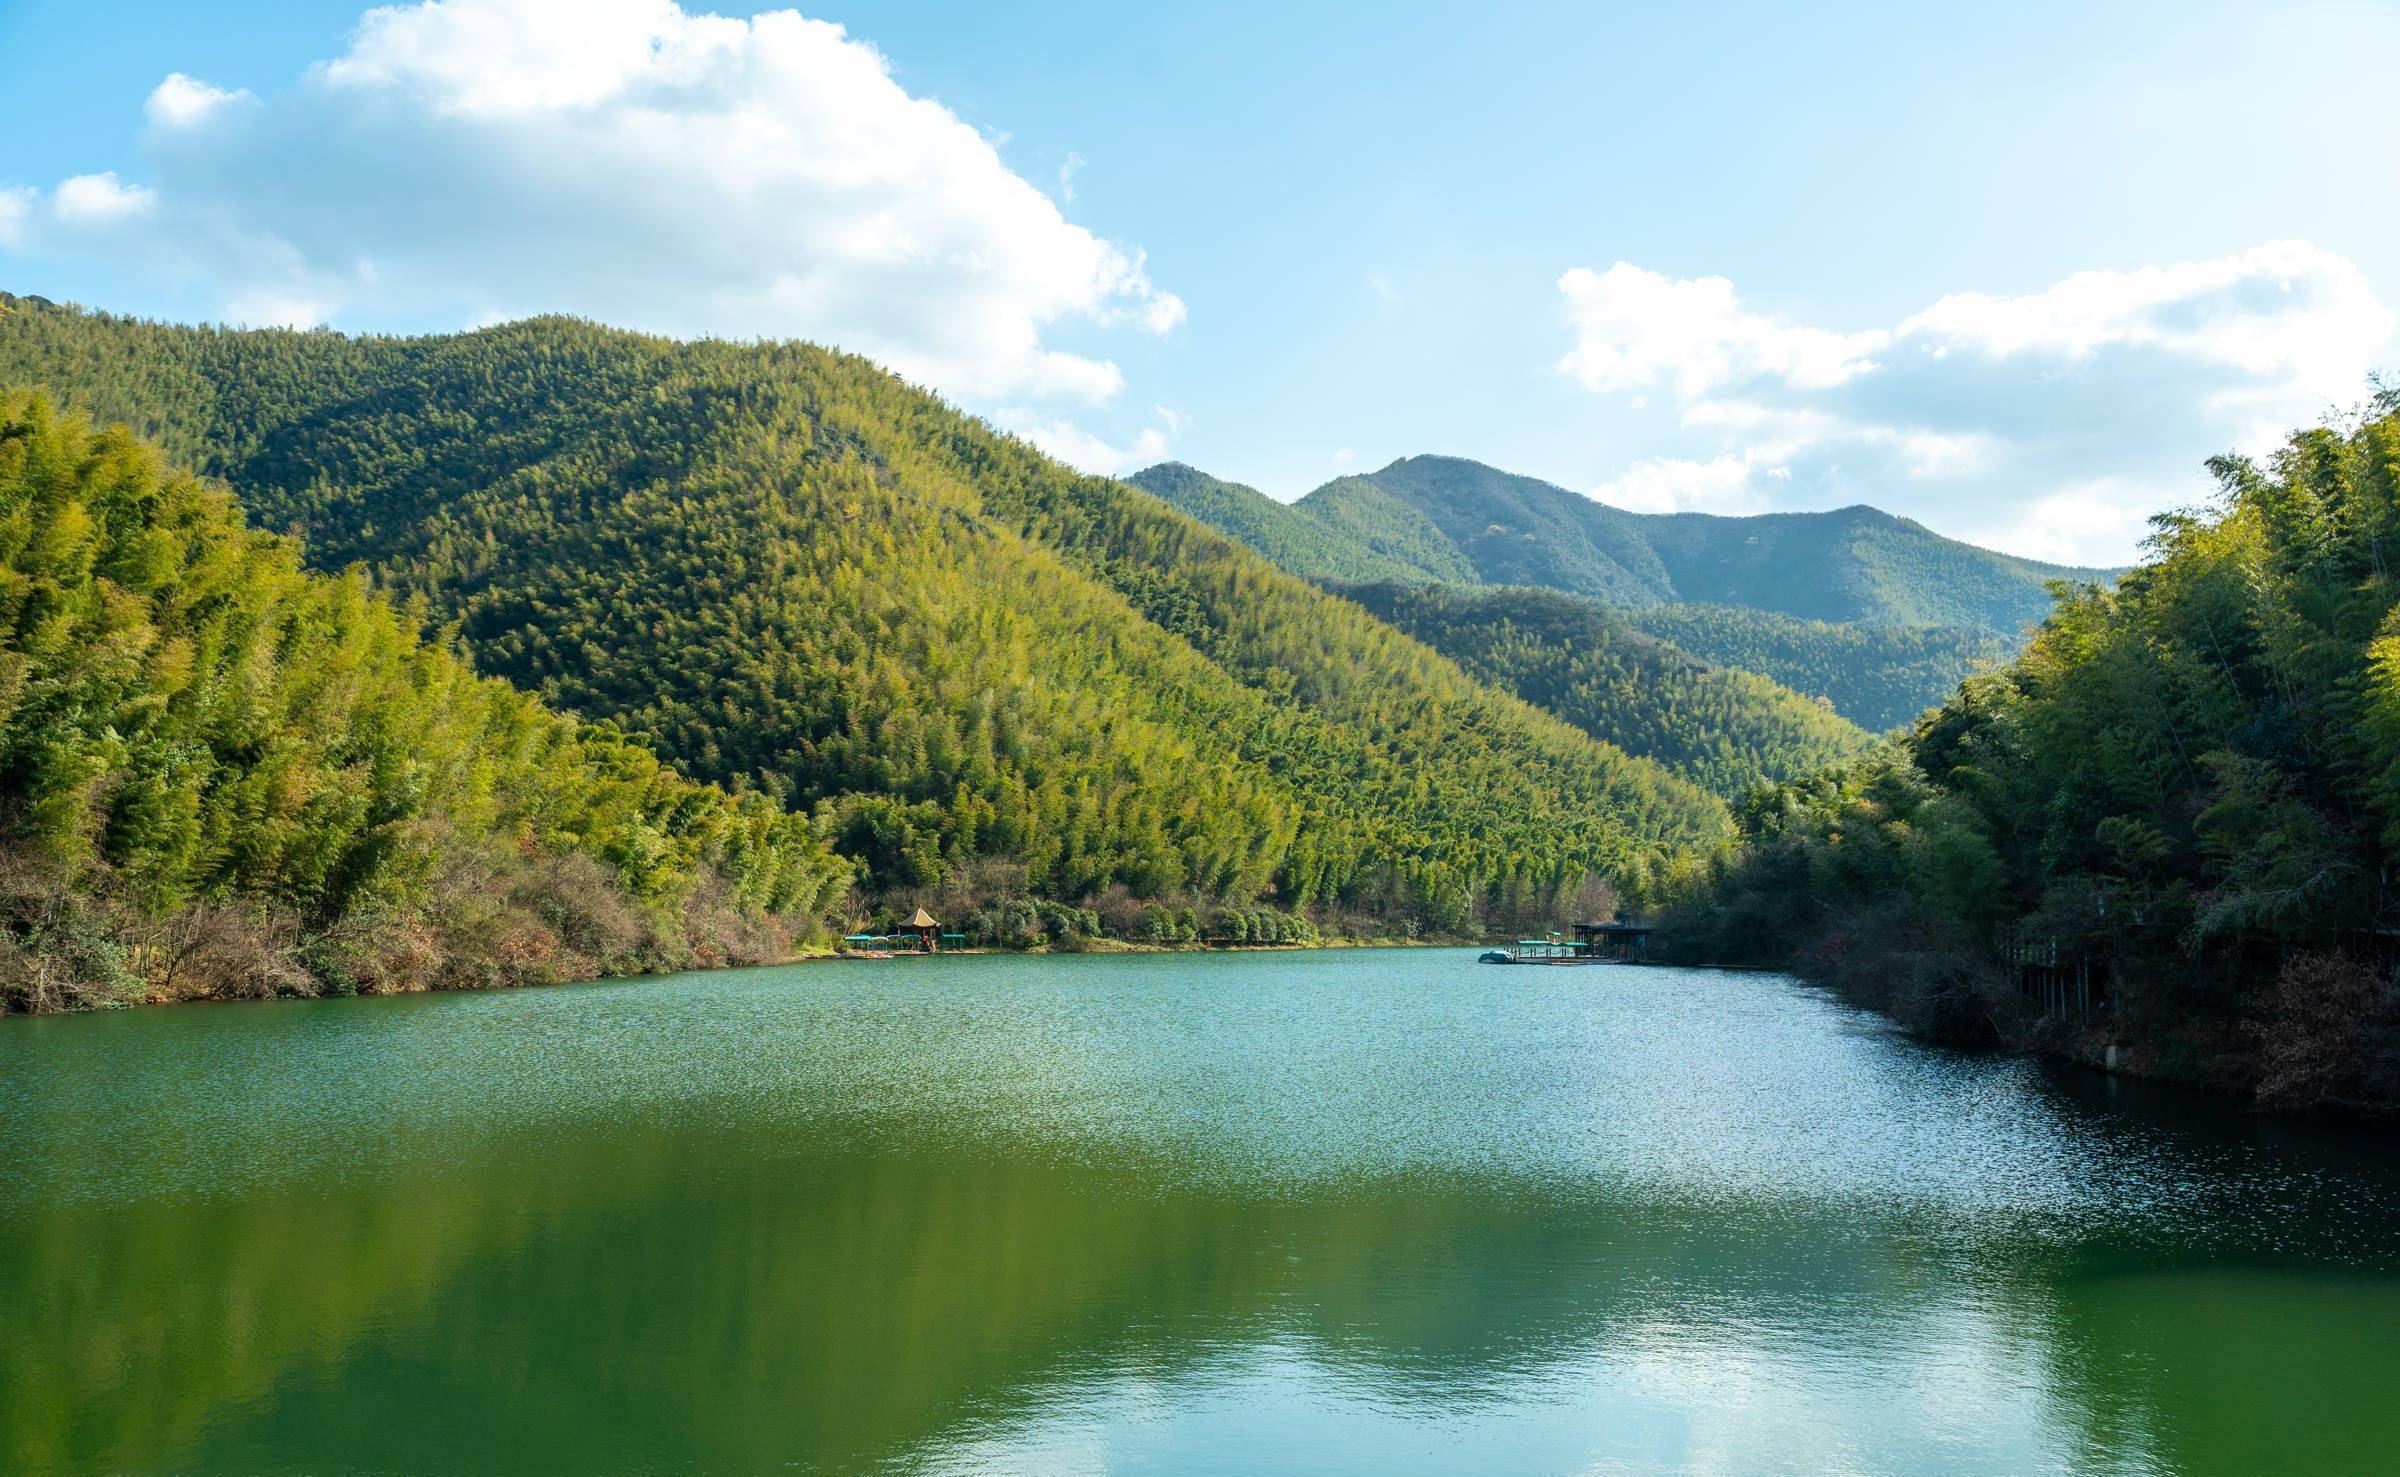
<box><xmin>1561</xmin><ymin>243</ymin><xmax>2396</xmax><ymax>561</ymax></box>
<box><xmin>1594</xmin><ymin>453</ymin><xmax>1776</xmax><ymax>517</ymax></box>
<box><xmin>0</xmin><ymin>0</ymin><xmax>1181</xmax><ymax>407</ymax></box>
<box><xmin>1558</xmin><ymin>263</ymin><xmax>1883</xmax><ymax>396</ymax></box>
<box><xmin>145</xmin><ymin>73</ymin><xmax>252</xmax><ymax>128</ymax></box>
<box><xmin>4</xmin><ymin>173</ymin><xmax>155</xmax><ymax>254</ymax></box>
<box><xmin>995</xmin><ymin>405</ymin><xmax>1182</xmax><ymax>477</ymax></box>
<box><xmin>51</xmin><ymin>173</ymin><xmax>156</xmax><ymax>225</ymax></box>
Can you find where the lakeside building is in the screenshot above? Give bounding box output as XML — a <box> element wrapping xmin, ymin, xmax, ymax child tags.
<box><xmin>1482</xmin><ymin>921</ymin><xmax>1651</xmax><ymax>965</ymax></box>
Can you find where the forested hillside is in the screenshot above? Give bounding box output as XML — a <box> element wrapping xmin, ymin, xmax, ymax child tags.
<box><xmin>1130</xmin><ymin>452</ymin><xmax>2090</xmax><ymax>728</ymax></box>
<box><xmin>1335</xmin><ymin>583</ymin><xmax>1870</xmax><ymax>797</ymax></box>
<box><xmin>1128</xmin><ymin>463</ymin><xmax>1473</xmax><ymax>585</ymax></box>
<box><xmin>0</xmin><ymin>391</ymin><xmax>852</xmax><ymax>1011</ymax></box>
<box><xmin>1125</xmin><ymin>464</ymin><xmax>1471</xmax><ymax>584</ymax></box>
<box><xmin>1347</xmin><ymin>455</ymin><xmax>2108</xmax><ymax>629</ymax></box>
<box><xmin>0</xmin><ymin>299</ymin><xmax>1729</xmax><ymax>937</ymax></box>
<box><xmin>1622</xmin><ymin>604</ymin><xmax>2014</xmax><ymax>732</ymax></box>
<box><xmin>1135</xmin><ymin>453</ymin><xmax>2099</xmax><ymax>632</ymax></box>
<box><xmin>1651</xmin><ymin>397</ymin><xmax>2400</xmax><ymax>1113</ymax></box>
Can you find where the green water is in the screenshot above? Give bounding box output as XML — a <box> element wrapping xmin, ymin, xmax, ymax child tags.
<box><xmin>3</xmin><ymin>950</ymin><xmax>2397</xmax><ymax>1475</ymax></box>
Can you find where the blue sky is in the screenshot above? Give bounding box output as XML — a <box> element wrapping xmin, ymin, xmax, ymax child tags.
<box><xmin>4</xmin><ymin>0</ymin><xmax>2397</xmax><ymax>562</ymax></box>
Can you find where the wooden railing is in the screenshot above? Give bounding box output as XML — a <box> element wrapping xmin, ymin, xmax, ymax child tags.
<box><xmin>2005</xmin><ymin>937</ymin><xmax>2105</xmax><ymax>1019</ymax></box>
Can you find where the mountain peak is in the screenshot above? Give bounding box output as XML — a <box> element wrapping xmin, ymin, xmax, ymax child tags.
<box><xmin>1129</xmin><ymin>460</ymin><xmax>1202</xmax><ymax>481</ymax></box>
<box><xmin>1162</xmin><ymin>454</ymin><xmax>2095</xmax><ymax>630</ymax></box>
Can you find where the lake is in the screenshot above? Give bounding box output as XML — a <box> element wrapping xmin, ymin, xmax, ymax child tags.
<box><xmin>3</xmin><ymin>948</ymin><xmax>2396</xmax><ymax>1475</ymax></box>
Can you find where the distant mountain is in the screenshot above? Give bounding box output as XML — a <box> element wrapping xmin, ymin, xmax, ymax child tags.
<box><xmin>1158</xmin><ymin>454</ymin><xmax>2111</xmax><ymax>631</ymax></box>
<box><xmin>1125</xmin><ymin>464</ymin><xmax>1472</xmax><ymax>585</ymax></box>
<box><xmin>1335</xmin><ymin>583</ymin><xmax>1872</xmax><ymax>798</ymax></box>
<box><xmin>1127</xmin><ymin>463</ymin><xmax>1946</xmax><ymax>751</ymax></box>
<box><xmin>0</xmin><ymin>300</ymin><xmax>1730</xmax><ymax>936</ymax></box>
<box><xmin>1130</xmin><ymin>453</ymin><xmax>2106</xmax><ymax>728</ymax></box>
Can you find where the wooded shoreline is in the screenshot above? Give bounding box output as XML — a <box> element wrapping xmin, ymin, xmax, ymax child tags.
<box><xmin>0</xmin><ymin>931</ymin><xmax>1472</xmax><ymax>1016</ymax></box>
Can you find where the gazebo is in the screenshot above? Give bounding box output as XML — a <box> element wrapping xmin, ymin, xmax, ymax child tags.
<box><xmin>898</xmin><ymin>908</ymin><xmax>941</xmax><ymax>952</ymax></box>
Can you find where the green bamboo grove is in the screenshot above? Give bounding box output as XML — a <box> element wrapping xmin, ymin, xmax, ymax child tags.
<box><xmin>1654</xmin><ymin>393</ymin><xmax>2400</xmax><ymax>1112</ymax></box>
<box><xmin>1332</xmin><ymin>581</ymin><xmax>1873</xmax><ymax>797</ymax></box>
<box><xmin>0</xmin><ymin>389</ymin><xmax>851</xmax><ymax>1009</ymax></box>
<box><xmin>0</xmin><ymin>298</ymin><xmax>1734</xmax><ymax>964</ymax></box>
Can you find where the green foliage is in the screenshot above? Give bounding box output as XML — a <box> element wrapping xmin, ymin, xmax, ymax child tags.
<box><xmin>1660</xmin><ymin>397</ymin><xmax>2400</xmax><ymax>1110</ymax></box>
<box><xmin>1623</xmin><ymin>603</ymin><xmax>2015</xmax><ymax>731</ymax></box>
<box><xmin>1346</xmin><ymin>455</ymin><xmax>2112</xmax><ymax>628</ymax></box>
<box><xmin>1126</xmin><ymin>463</ymin><xmax>1472</xmax><ymax>584</ymax></box>
<box><xmin>1136</xmin><ymin>452</ymin><xmax>2081</xmax><ymax>735</ymax></box>
<box><xmin>1336</xmin><ymin>582</ymin><xmax>1871</xmax><ymax>797</ymax></box>
<box><xmin>1288</xmin><ymin>475</ymin><xmax>1480</xmax><ymax>585</ymax></box>
<box><xmin>1139</xmin><ymin>451</ymin><xmax>2103</xmax><ymax>633</ymax></box>
<box><xmin>0</xmin><ymin>302</ymin><xmax>1731</xmax><ymax>937</ymax></box>
<box><xmin>958</xmin><ymin>897</ymin><xmax>1103</xmax><ymax>949</ymax></box>
<box><xmin>0</xmin><ymin>390</ymin><xmax>850</xmax><ymax>1009</ymax></box>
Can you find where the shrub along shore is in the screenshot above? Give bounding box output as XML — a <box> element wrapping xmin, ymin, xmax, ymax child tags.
<box><xmin>1643</xmin><ymin>394</ymin><xmax>2400</xmax><ymax>1118</ymax></box>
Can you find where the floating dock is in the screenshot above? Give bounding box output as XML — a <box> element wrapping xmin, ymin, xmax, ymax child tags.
<box><xmin>1480</xmin><ymin>921</ymin><xmax>1650</xmax><ymax>965</ymax></box>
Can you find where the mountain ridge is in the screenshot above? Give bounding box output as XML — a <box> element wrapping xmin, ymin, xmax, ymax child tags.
<box><xmin>1136</xmin><ymin>452</ymin><xmax>2113</xmax><ymax>632</ymax></box>
<box><xmin>0</xmin><ymin>299</ymin><xmax>1730</xmax><ymax>935</ymax></box>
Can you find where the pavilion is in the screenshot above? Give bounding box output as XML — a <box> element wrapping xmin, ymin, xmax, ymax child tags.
<box><xmin>898</xmin><ymin>908</ymin><xmax>942</xmax><ymax>952</ymax></box>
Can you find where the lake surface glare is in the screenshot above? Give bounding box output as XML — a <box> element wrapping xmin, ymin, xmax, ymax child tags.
<box><xmin>4</xmin><ymin>948</ymin><xmax>2396</xmax><ymax>1475</ymax></box>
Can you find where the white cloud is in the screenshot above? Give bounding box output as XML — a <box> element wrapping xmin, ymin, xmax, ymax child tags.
<box><xmin>1558</xmin><ymin>243</ymin><xmax>2397</xmax><ymax>561</ymax></box>
<box><xmin>145</xmin><ymin>73</ymin><xmax>251</xmax><ymax>128</ymax></box>
<box><xmin>1057</xmin><ymin>151</ymin><xmax>1084</xmax><ymax>203</ymax></box>
<box><xmin>1557</xmin><ymin>262</ymin><xmax>1884</xmax><ymax>396</ymax></box>
<box><xmin>51</xmin><ymin>173</ymin><xmax>155</xmax><ymax>225</ymax></box>
<box><xmin>995</xmin><ymin>406</ymin><xmax>1179</xmax><ymax>476</ymax></box>
<box><xmin>1593</xmin><ymin>453</ymin><xmax>1771</xmax><ymax>516</ymax></box>
<box><xmin>1901</xmin><ymin>242</ymin><xmax>2380</xmax><ymax>373</ymax></box>
<box><xmin>1999</xmin><ymin>481</ymin><xmax>2163</xmax><ymax>566</ymax></box>
<box><xmin>222</xmin><ymin>288</ymin><xmax>334</xmax><ymax>331</ymax></box>
<box><xmin>1</xmin><ymin>0</ymin><xmax>1181</xmax><ymax>405</ymax></box>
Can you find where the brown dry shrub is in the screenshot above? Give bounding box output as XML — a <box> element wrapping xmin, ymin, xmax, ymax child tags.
<box><xmin>508</xmin><ymin>852</ymin><xmax>649</xmax><ymax>966</ymax></box>
<box><xmin>683</xmin><ymin>869</ymin><xmax>794</xmax><ymax>969</ymax></box>
<box><xmin>0</xmin><ymin>929</ymin><xmax>72</xmax><ymax>1013</ymax></box>
<box><xmin>0</xmin><ymin>850</ymin><xmax>151</xmax><ymax>1011</ymax></box>
<box><xmin>1084</xmin><ymin>883</ymin><xmax>1151</xmax><ymax>941</ymax></box>
<box><xmin>304</xmin><ymin>908</ymin><xmax>447</xmax><ymax>996</ymax></box>
<box><xmin>138</xmin><ymin>904</ymin><xmax>314</xmax><ymax>1002</ymax></box>
<box><xmin>2246</xmin><ymin>952</ymin><xmax>2400</xmax><ymax>1114</ymax></box>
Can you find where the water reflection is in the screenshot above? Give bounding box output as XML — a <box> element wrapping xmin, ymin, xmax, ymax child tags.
<box><xmin>3</xmin><ymin>951</ymin><xmax>2396</xmax><ymax>1474</ymax></box>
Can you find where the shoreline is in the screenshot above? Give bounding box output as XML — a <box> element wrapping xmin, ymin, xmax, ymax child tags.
<box><xmin>1659</xmin><ymin>952</ymin><xmax>2395</xmax><ymax>1123</ymax></box>
<box><xmin>2</xmin><ymin>932</ymin><xmax>1481</xmax><ymax>1018</ymax></box>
